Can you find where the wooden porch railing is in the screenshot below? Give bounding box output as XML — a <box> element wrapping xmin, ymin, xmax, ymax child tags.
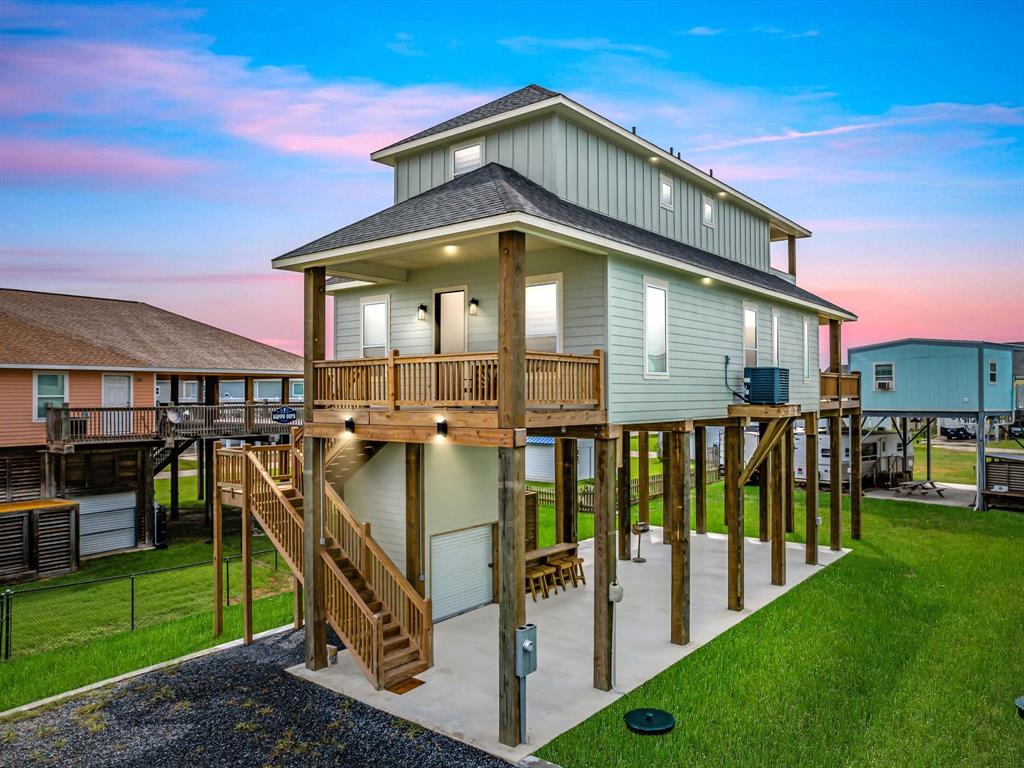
<box><xmin>314</xmin><ymin>349</ymin><xmax>604</xmax><ymax>410</ymax></box>
<box><xmin>242</xmin><ymin>447</ymin><xmax>304</xmax><ymax>579</ymax></box>
<box><xmin>321</xmin><ymin>554</ymin><xmax>385</xmax><ymax>687</ymax></box>
<box><xmin>47</xmin><ymin>403</ymin><xmax>303</xmax><ymax>445</ymax></box>
<box><xmin>324</xmin><ymin>485</ymin><xmax>432</xmax><ymax>669</ymax></box>
<box><xmin>820</xmin><ymin>371</ymin><xmax>861</xmax><ymax>406</ymax></box>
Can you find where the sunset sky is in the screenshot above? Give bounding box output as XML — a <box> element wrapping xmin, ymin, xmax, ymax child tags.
<box><xmin>1</xmin><ymin>0</ymin><xmax>1021</xmax><ymax>358</ymax></box>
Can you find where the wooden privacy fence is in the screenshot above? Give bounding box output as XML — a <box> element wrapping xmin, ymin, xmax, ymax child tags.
<box><xmin>313</xmin><ymin>349</ymin><xmax>603</xmax><ymax>410</ymax></box>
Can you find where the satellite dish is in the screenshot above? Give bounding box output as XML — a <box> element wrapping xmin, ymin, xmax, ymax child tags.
<box><xmin>167</xmin><ymin>408</ymin><xmax>182</xmax><ymax>424</ymax></box>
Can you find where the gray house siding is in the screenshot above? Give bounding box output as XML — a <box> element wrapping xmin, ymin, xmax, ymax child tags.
<box><xmin>605</xmin><ymin>254</ymin><xmax>818</xmax><ymax>423</ymax></box>
<box><xmin>393</xmin><ymin>114</ymin><xmax>770</xmax><ymax>271</ymax></box>
<box><xmin>333</xmin><ymin>248</ymin><xmax>607</xmax><ymax>359</ymax></box>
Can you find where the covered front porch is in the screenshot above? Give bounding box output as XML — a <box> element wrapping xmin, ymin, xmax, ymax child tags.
<box><xmin>290</xmin><ymin>526</ymin><xmax>848</xmax><ymax>762</ymax></box>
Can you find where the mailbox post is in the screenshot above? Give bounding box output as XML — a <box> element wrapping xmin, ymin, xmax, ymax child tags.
<box><xmin>515</xmin><ymin>623</ymin><xmax>537</xmax><ymax>745</ymax></box>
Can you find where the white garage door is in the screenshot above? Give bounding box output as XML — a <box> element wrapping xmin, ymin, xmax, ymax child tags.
<box><xmin>431</xmin><ymin>525</ymin><xmax>493</xmax><ymax>622</ymax></box>
<box><xmin>76</xmin><ymin>492</ymin><xmax>137</xmax><ymax>556</ymax></box>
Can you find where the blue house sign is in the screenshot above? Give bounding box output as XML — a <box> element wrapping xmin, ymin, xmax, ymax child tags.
<box><xmin>271</xmin><ymin>406</ymin><xmax>298</xmax><ymax>424</ymax></box>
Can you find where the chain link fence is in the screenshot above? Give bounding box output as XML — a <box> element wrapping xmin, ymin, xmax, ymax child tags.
<box><xmin>0</xmin><ymin>548</ymin><xmax>290</xmax><ymax>661</ymax></box>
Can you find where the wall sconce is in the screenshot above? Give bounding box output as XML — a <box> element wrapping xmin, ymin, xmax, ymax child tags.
<box><xmin>344</xmin><ymin>417</ymin><xmax>355</xmax><ymax>434</ymax></box>
<box><xmin>417</xmin><ymin>304</ymin><xmax>428</xmax><ymax>321</ymax></box>
<box><xmin>468</xmin><ymin>297</ymin><xmax>479</xmax><ymax>316</ymax></box>
<box><xmin>436</xmin><ymin>418</ymin><xmax>448</xmax><ymax>438</ymax></box>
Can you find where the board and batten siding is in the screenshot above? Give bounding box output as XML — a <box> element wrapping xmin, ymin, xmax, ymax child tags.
<box><xmin>605</xmin><ymin>254</ymin><xmax>819</xmax><ymax>423</ymax></box>
<box><xmin>393</xmin><ymin>114</ymin><xmax>771</xmax><ymax>271</ymax></box>
<box><xmin>333</xmin><ymin>248</ymin><xmax>606</xmax><ymax>359</ymax></box>
<box><xmin>336</xmin><ymin>443</ymin><xmax>407</xmax><ymax>568</ymax></box>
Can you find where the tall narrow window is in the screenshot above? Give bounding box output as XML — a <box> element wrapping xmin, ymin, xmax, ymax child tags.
<box><xmin>644</xmin><ymin>278</ymin><xmax>668</xmax><ymax>377</ymax></box>
<box><xmin>743</xmin><ymin>305</ymin><xmax>758</xmax><ymax>368</ymax></box>
<box><xmin>33</xmin><ymin>372</ymin><xmax>67</xmax><ymax>420</ymax></box>
<box><xmin>659</xmin><ymin>174</ymin><xmax>674</xmax><ymax>211</ymax></box>
<box><xmin>771</xmin><ymin>311</ymin><xmax>780</xmax><ymax>366</ymax></box>
<box><xmin>361</xmin><ymin>297</ymin><xmax>389</xmax><ymax>358</ymax></box>
<box><xmin>803</xmin><ymin>318</ymin><xmax>811</xmax><ymax>381</ymax></box>
<box><xmin>526</xmin><ymin>277</ymin><xmax>561</xmax><ymax>352</ymax></box>
<box><xmin>452</xmin><ymin>141</ymin><xmax>482</xmax><ymax>176</ymax></box>
<box><xmin>988</xmin><ymin>360</ymin><xmax>998</xmax><ymax>384</ymax></box>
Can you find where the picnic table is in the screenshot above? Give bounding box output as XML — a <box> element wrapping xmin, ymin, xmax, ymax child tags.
<box><xmin>894</xmin><ymin>480</ymin><xmax>945</xmax><ymax>497</ymax></box>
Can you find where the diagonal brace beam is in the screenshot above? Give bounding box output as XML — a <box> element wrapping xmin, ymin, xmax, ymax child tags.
<box><xmin>738</xmin><ymin>417</ymin><xmax>793</xmax><ymax>487</ymax></box>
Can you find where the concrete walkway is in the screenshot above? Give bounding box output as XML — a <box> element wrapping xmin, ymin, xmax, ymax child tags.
<box><xmin>291</xmin><ymin>528</ymin><xmax>848</xmax><ymax>763</ymax></box>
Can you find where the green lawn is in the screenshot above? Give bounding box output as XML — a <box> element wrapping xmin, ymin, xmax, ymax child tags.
<box><xmin>538</xmin><ymin>488</ymin><xmax>1024</xmax><ymax>768</ymax></box>
<box><xmin>911</xmin><ymin>444</ymin><xmax>977</xmax><ymax>485</ymax></box>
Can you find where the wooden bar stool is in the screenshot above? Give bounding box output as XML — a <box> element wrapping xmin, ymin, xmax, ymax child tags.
<box><xmin>549</xmin><ymin>556</ymin><xmax>577</xmax><ymax>588</ymax></box>
<box><xmin>526</xmin><ymin>564</ymin><xmax>557</xmax><ymax>600</ymax></box>
<box><xmin>567</xmin><ymin>555</ymin><xmax>586</xmax><ymax>586</ymax></box>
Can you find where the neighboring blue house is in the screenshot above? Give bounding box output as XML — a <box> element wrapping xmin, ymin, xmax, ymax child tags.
<box><xmin>849</xmin><ymin>338</ymin><xmax>1018</xmax><ymax>508</ymax></box>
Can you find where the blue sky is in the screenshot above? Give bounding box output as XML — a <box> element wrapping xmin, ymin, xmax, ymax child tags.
<box><xmin>1</xmin><ymin>0</ymin><xmax>1022</xmax><ymax>353</ymax></box>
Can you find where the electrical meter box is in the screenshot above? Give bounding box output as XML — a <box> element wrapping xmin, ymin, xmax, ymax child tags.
<box><xmin>515</xmin><ymin>623</ymin><xmax>537</xmax><ymax>677</ymax></box>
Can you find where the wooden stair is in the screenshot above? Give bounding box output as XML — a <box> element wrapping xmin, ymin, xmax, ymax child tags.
<box><xmin>324</xmin><ymin>439</ymin><xmax>386</xmax><ymax>489</ymax></box>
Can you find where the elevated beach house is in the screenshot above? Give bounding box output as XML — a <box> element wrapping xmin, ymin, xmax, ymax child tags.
<box><xmin>0</xmin><ymin>289</ymin><xmax>301</xmax><ymax>580</ymax></box>
<box><xmin>216</xmin><ymin>85</ymin><xmax>861</xmax><ymax>747</ymax></box>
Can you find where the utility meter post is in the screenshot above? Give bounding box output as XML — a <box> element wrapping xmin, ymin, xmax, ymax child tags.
<box><xmin>515</xmin><ymin>623</ymin><xmax>538</xmax><ymax>745</ymax></box>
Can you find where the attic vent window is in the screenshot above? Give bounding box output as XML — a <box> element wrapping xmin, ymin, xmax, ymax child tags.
<box><xmin>702</xmin><ymin>196</ymin><xmax>716</xmax><ymax>228</ymax></box>
<box><xmin>452</xmin><ymin>141</ymin><xmax>482</xmax><ymax>177</ymax></box>
<box><xmin>659</xmin><ymin>175</ymin><xmax>674</xmax><ymax>211</ymax></box>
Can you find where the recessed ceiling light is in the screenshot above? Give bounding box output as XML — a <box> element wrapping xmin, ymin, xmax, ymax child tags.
<box><xmin>443</xmin><ymin>244</ymin><xmax>458</xmax><ymax>255</ymax></box>
<box><xmin>701</xmin><ymin>277</ymin><xmax>713</xmax><ymax>285</ymax></box>
<box><xmin>717</xmin><ymin>191</ymin><xmax>727</xmax><ymax>198</ymax></box>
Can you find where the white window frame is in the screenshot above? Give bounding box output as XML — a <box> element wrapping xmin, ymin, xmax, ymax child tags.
<box><xmin>702</xmin><ymin>195</ymin><xmax>716</xmax><ymax>229</ymax></box>
<box><xmin>181</xmin><ymin>380</ymin><xmax>199</xmax><ymax>403</ymax></box>
<box><xmin>289</xmin><ymin>380</ymin><xmax>304</xmax><ymax>402</ymax></box>
<box><xmin>254</xmin><ymin>379</ymin><xmax>282</xmax><ymax>402</ymax></box>
<box><xmin>451</xmin><ymin>138</ymin><xmax>483</xmax><ymax>177</ymax></box>
<box><xmin>659</xmin><ymin>174</ymin><xmax>674</xmax><ymax>211</ymax></box>
<box><xmin>33</xmin><ymin>370</ymin><xmax>69</xmax><ymax>422</ymax></box>
<box><xmin>742</xmin><ymin>302</ymin><xmax>759</xmax><ymax>369</ymax></box>
<box><xmin>642</xmin><ymin>276</ymin><xmax>670</xmax><ymax>379</ymax></box>
<box><xmin>771</xmin><ymin>310</ymin><xmax>780</xmax><ymax>367</ymax></box>
<box><xmin>873</xmin><ymin>362</ymin><xmax>895</xmax><ymax>391</ymax></box>
<box><xmin>360</xmin><ymin>294</ymin><xmax>390</xmax><ymax>358</ymax></box>
<box><xmin>988</xmin><ymin>360</ymin><xmax>997</xmax><ymax>384</ymax></box>
<box><xmin>526</xmin><ymin>272</ymin><xmax>563</xmax><ymax>353</ymax></box>
<box><xmin>802</xmin><ymin>318</ymin><xmax>812</xmax><ymax>382</ymax></box>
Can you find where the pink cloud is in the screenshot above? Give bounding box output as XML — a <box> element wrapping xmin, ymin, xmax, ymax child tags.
<box><xmin>0</xmin><ymin>136</ymin><xmax>210</xmax><ymax>182</ymax></box>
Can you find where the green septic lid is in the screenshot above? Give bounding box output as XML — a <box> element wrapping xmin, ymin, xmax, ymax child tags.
<box><xmin>624</xmin><ymin>708</ymin><xmax>675</xmax><ymax>735</ymax></box>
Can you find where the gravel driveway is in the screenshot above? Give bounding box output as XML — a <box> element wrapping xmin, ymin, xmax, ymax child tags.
<box><xmin>0</xmin><ymin>629</ymin><xmax>512</xmax><ymax>768</ymax></box>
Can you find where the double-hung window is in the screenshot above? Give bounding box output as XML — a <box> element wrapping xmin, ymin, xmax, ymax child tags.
<box><xmin>742</xmin><ymin>304</ymin><xmax>758</xmax><ymax>368</ymax></box>
<box><xmin>181</xmin><ymin>380</ymin><xmax>199</xmax><ymax>402</ymax></box>
<box><xmin>526</xmin><ymin>275</ymin><xmax>561</xmax><ymax>352</ymax></box>
<box><xmin>771</xmin><ymin>311</ymin><xmax>780</xmax><ymax>366</ymax></box>
<box><xmin>452</xmin><ymin>140</ymin><xmax>483</xmax><ymax>176</ymax></box>
<box><xmin>361</xmin><ymin>296</ymin><xmax>389</xmax><ymax>358</ymax></box>
<box><xmin>803</xmin><ymin>318</ymin><xmax>812</xmax><ymax>381</ymax></box>
<box><xmin>643</xmin><ymin>277</ymin><xmax>669</xmax><ymax>377</ymax></box>
<box><xmin>33</xmin><ymin>371</ymin><xmax>67</xmax><ymax>420</ymax></box>
<box><xmin>873</xmin><ymin>363</ymin><xmax>894</xmax><ymax>390</ymax></box>
<box><xmin>988</xmin><ymin>361</ymin><xmax>998</xmax><ymax>384</ymax></box>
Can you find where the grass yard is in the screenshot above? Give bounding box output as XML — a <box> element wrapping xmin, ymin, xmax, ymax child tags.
<box><xmin>911</xmin><ymin>444</ymin><xmax>977</xmax><ymax>485</ymax></box>
<box><xmin>537</xmin><ymin>488</ymin><xmax>1024</xmax><ymax>768</ymax></box>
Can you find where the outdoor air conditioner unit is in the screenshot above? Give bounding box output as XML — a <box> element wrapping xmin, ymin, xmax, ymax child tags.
<box><xmin>876</xmin><ymin>380</ymin><xmax>893</xmax><ymax>391</ymax></box>
<box><xmin>744</xmin><ymin>366</ymin><xmax>790</xmax><ymax>405</ymax></box>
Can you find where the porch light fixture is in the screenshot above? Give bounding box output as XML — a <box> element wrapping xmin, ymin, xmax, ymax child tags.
<box><xmin>344</xmin><ymin>417</ymin><xmax>355</xmax><ymax>434</ymax></box>
<box><xmin>469</xmin><ymin>297</ymin><xmax>480</xmax><ymax>316</ymax></box>
<box><xmin>417</xmin><ymin>303</ymin><xmax>428</xmax><ymax>321</ymax></box>
<box><xmin>701</xmin><ymin>277</ymin><xmax>713</xmax><ymax>286</ymax></box>
<box><xmin>443</xmin><ymin>244</ymin><xmax>458</xmax><ymax>255</ymax></box>
<box><xmin>436</xmin><ymin>418</ymin><xmax>448</xmax><ymax>438</ymax></box>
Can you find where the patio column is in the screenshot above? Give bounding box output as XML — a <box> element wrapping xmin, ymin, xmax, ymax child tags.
<box><xmin>244</xmin><ymin>376</ymin><xmax>255</xmax><ymax>434</ymax></box>
<box><xmin>758</xmin><ymin>421</ymin><xmax>769</xmax><ymax>541</ymax></box>
<box><xmin>169</xmin><ymin>375</ymin><xmax>180</xmax><ymax>521</ymax></box>
<box><xmin>829</xmin><ymin>319</ymin><xmax>843</xmax><ymax>551</ymax></box>
<box><xmin>554</xmin><ymin>438</ymin><xmax>578</xmax><ymax>544</ymax></box>
<box><xmin>770</xmin><ymin>434</ymin><xmax>785</xmax><ymax>586</ymax></box>
<box><xmin>785</xmin><ymin>423</ymin><xmax>795</xmax><ymax>534</ymax></box>
<box><xmin>241</xmin><ymin>444</ymin><xmax>253</xmax><ymax>645</ymax></box>
<box><xmin>496</xmin><ymin>230</ymin><xmax>526</xmax><ymax>748</ymax></box>
<box><xmin>212</xmin><ymin>440</ymin><xmax>224</xmax><ymax>636</ymax></box>
<box><xmin>302</xmin><ymin>265</ymin><xmax>328</xmax><ymax>671</ymax></box>
<box><xmin>669</xmin><ymin>429</ymin><xmax>690</xmax><ymax>645</ymax></box>
<box><xmin>594</xmin><ymin>435</ymin><xmax>617</xmax><ymax>690</ymax></box>
<box><xmin>725</xmin><ymin>422</ymin><xmax>745</xmax><ymax>611</ymax></box>
<box><xmin>804</xmin><ymin>412</ymin><xmax>819</xmax><ymax>565</ymax></box>
<box><xmin>617</xmin><ymin>429</ymin><xmax>631</xmax><ymax>560</ymax></box>
<box><xmin>203</xmin><ymin>375</ymin><xmax>219</xmax><ymax>526</ymax></box>
<box><xmin>694</xmin><ymin>426</ymin><xmax>707</xmax><ymax>534</ymax></box>
<box><xmin>638</xmin><ymin>431</ymin><xmax>650</xmax><ymax>525</ymax></box>
<box><xmin>850</xmin><ymin>413</ymin><xmax>862</xmax><ymax>540</ymax></box>
<box><xmin>406</xmin><ymin>443</ymin><xmax>425</xmax><ymax>595</ymax></box>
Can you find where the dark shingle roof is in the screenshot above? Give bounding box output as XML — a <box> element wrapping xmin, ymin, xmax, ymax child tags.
<box><xmin>0</xmin><ymin>289</ymin><xmax>302</xmax><ymax>373</ymax></box>
<box><xmin>278</xmin><ymin>164</ymin><xmax>853</xmax><ymax>317</ymax></box>
<box><xmin>376</xmin><ymin>85</ymin><xmax>560</xmax><ymax>153</ymax></box>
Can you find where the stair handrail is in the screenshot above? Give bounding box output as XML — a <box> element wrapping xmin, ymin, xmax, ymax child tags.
<box><xmin>324</xmin><ymin>484</ymin><xmax>432</xmax><ymax>666</ymax></box>
<box><xmin>320</xmin><ymin>550</ymin><xmax>385</xmax><ymax>688</ymax></box>
<box><xmin>245</xmin><ymin>448</ymin><xmax>305</xmax><ymax>578</ymax></box>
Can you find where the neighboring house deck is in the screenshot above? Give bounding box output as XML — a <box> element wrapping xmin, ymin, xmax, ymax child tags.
<box><xmin>218</xmin><ymin>84</ymin><xmax>864</xmax><ymax>749</ymax></box>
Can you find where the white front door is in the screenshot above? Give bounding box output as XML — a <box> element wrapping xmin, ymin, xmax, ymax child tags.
<box><xmin>435</xmin><ymin>290</ymin><xmax>466</xmax><ymax>354</ymax></box>
<box><xmin>430</xmin><ymin>524</ymin><xmax>493</xmax><ymax>621</ymax></box>
<box><xmin>102</xmin><ymin>375</ymin><xmax>132</xmax><ymax>435</ymax></box>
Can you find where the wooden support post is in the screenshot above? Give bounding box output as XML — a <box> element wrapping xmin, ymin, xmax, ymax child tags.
<box><xmin>661</xmin><ymin>432</ymin><xmax>672</xmax><ymax>545</ymax></box>
<box><xmin>196</xmin><ymin>430</ymin><xmax>205</xmax><ymax>501</ymax></box>
<box><xmin>725</xmin><ymin>424</ymin><xmax>744</xmax><ymax>611</ymax></box>
<box><xmin>497</xmin><ymin>230</ymin><xmax>526</xmax><ymax>748</ymax></box>
<box><xmin>787</xmin><ymin>234</ymin><xmax>797</xmax><ymax>276</ymax></box>
<box><xmin>669</xmin><ymin>430</ymin><xmax>691</xmax><ymax>645</ymax></box>
<box><xmin>926</xmin><ymin>419</ymin><xmax>933</xmax><ymax>482</ymax></box>
<box><xmin>212</xmin><ymin>441</ymin><xmax>224</xmax><ymax>636</ymax></box>
<box><xmin>169</xmin><ymin>376</ymin><xmax>180</xmax><ymax>521</ymax></box>
<box><xmin>555</xmin><ymin>439</ymin><xmax>578</xmax><ymax>544</ymax></box>
<box><xmin>850</xmin><ymin>413</ymin><xmax>862</xmax><ymax>540</ymax></box>
<box><xmin>638</xmin><ymin>431</ymin><xmax>650</xmax><ymax>525</ymax></box>
<box><xmin>695</xmin><ymin>426</ymin><xmax>707</xmax><ymax>535</ymax></box>
<box><xmin>594</xmin><ymin>436</ymin><xmax>617</xmax><ymax>690</ymax></box>
<box><xmin>405</xmin><ymin>443</ymin><xmax>425</xmax><ymax>595</ymax></box>
<box><xmin>244</xmin><ymin>376</ymin><xmax>255</xmax><ymax>434</ymax></box>
<box><xmin>804</xmin><ymin>413</ymin><xmax>819</xmax><ymax>565</ymax></box>
<box><xmin>770</xmin><ymin>437</ymin><xmax>785</xmax><ymax>586</ymax></box>
<box><xmin>758</xmin><ymin>421</ymin><xmax>769</xmax><ymax>542</ymax></box>
<box><xmin>281</xmin><ymin>377</ymin><xmax>290</xmax><ymax>404</ymax></box>
<box><xmin>784</xmin><ymin>424</ymin><xmax>795</xmax><ymax>534</ymax></box>
<box><xmin>241</xmin><ymin>445</ymin><xmax>253</xmax><ymax>645</ymax></box>
<box><xmin>302</xmin><ymin>266</ymin><xmax>328</xmax><ymax>671</ymax></box>
<box><xmin>293</xmin><ymin>578</ymin><xmax>303</xmax><ymax>629</ymax></box>
<box><xmin>202</xmin><ymin>375</ymin><xmax>218</xmax><ymax>523</ymax></box>
<box><xmin>617</xmin><ymin>430</ymin><xmax>632</xmax><ymax>560</ymax></box>
<box><xmin>829</xmin><ymin>414</ymin><xmax>843</xmax><ymax>551</ymax></box>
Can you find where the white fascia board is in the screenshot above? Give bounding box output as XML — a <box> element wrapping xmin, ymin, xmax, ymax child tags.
<box><xmin>0</xmin><ymin>364</ymin><xmax>303</xmax><ymax>375</ymax></box>
<box><xmin>326</xmin><ymin>280</ymin><xmax>374</xmax><ymax>292</ymax></box>
<box><xmin>371</xmin><ymin>95</ymin><xmax>810</xmax><ymax>238</ymax></box>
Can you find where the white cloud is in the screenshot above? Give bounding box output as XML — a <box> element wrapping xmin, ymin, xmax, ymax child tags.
<box><xmin>685</xmin><ymin>26</ymin><xmax>725</xmax><ymax>36</ymax></box>
<box><xmin>497</xmin><ymin>35</ymin><xmax>669</xmax><ymax>59</ymax></box>
<box><xmin>386</xmin><ymin>32</ymin><xmax>424</xmax><ymax>56</ymax></box>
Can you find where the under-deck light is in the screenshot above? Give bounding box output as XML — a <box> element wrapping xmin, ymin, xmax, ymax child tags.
<box><xmin>469</xmin><ymin>297</ymin><xmax>480</xmax><ymax>316</ymax></box>
<box><xmin>344</xmin><ymin>417</ymin><xmax>355</xmax><ymax>434</ymax></box>
<box><xmin>443</xmin><ymin>244</ymin><xmax>458</xmax><ymax>255</ymax></box>
<box><xmin>417</xmin><ymin>303</ymin><xmax>428</xmax><ymax>321</ymax></box>
<box><xmin>701</xmin><ymin>277</ymin><xmax>713</xmax><ymax>286</ymax></box>
<box><xmin>436</xmin><ymin>418</ymin><xmax>448</xmax><ymax>438</ymax></box>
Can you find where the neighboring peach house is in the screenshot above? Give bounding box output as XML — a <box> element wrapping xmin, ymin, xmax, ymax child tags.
<box><xmin>0</xmin><ymin>289</ymin><xmax>301</xmax><ymax>569</ymax></box>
